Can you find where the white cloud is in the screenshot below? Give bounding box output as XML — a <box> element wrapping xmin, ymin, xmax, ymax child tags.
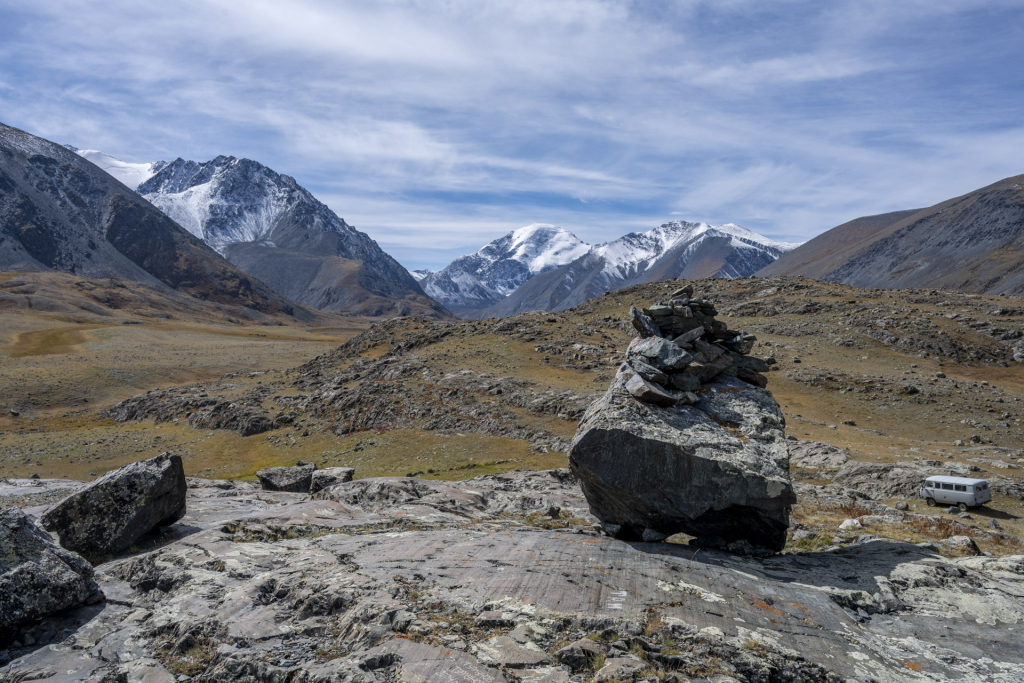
<box><xmin>1</xmin><ymin>0</ymin><xmax>1022</xmax><ymax>269</ymax></box>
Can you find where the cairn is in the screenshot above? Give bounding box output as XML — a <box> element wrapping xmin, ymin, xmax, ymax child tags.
<box><xmin>624</xmin><ymin>283</ymin><xmax>767</xmax><ymax>406</ymax></box>
<box><xmin>568</xmin><ymin>282</ymin><xmax>792</xmax><ymax>550</ymax></box>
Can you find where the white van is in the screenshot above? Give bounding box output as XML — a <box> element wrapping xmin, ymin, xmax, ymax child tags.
<box><xmin>920</xmin><ymin>475</ymin><xmax>991</xmax><ymax>510</ymax></box>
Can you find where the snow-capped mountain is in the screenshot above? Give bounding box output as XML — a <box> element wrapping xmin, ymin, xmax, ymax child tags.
<box><xmin>67</xmin><ymin>148</ymin><xmax>448</xmax><ymax>318</ymax></box>
<box><xmin>417</xmin><ymin>224</ymin><xmax>590</xmax><ymax>315</ymax></box>
<box><xmin>64</xmin><ymin>146</ymin><xmax>167</xmax><ymax>190</ymax></box>
<box><xmin>477</xmin><ymin>220</ymin><xmax>799</xmax><ymax>318</ymax></box>
<box><xmin>3</xmin><ymin>124</ymin><xmax>303</xmax><ymax>318</ymax></box>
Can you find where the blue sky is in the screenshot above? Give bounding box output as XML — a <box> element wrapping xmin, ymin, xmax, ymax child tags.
<box><xmin>2</xmin><ymin>1</ymin><xmax>1023</xmax><ymax>271</ymax></box>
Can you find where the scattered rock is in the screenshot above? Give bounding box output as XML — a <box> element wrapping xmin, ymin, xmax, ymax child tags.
<box><xmin>942</xmin><ymin>535</ymin><xmax>981</xmax><ymax>555</ymax></box>
<box><xmin>474</xmin><ymin>611</ymin><xmax>516</xmax><ymax>628</ymax></box>
<box><xmin>894</xmin><ymin>501</ymin><xmax>909</xmax><ymax>511</ymax></box>
<box><xmin>256</xmin><ymin>461</ymin><xmax>317</xmax><ymax>493</ymax></box>
<box><xmin>641</xmin><ymin>528</ymin><xmax>668</xmax><ymax>543</ymax></box>
<box><xmin>593</xmin><ymin>657</ymin><xmax>647</xmax><ymax>682</ymax></box>
<box><xmin>474</xmin><ymin>635</ymin><xmax>550</xmax><ymax>668</ymax></box>
<box><xmin>309</xmin><ymin>467</ymin><xmax>355</xmax><ymax>494</ymax></box>
<box><xmin>554</xmin><ymin>638</ymin><xmax>606</xmax><ymax>672</ymax></box>
<box><xmin>1</xmin><ymin>507</ymin><xmax>102</xmax><ymax>630</ymax></box>
<box><xmin>41</xmin><ymin>452</ymin><xmax>186</xmax><ymax>557</ymax></box>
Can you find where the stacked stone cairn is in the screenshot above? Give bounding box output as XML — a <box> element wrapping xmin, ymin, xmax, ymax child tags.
<box><xmin>624</xmin><ymin>284</ymin><xmax>767</xmax><ymax>406</ymax></box>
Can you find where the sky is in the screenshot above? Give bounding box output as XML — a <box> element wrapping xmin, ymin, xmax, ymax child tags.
<box><xmin>2</xmin><ymin>1</ymin><xmax>1023</xmax><ymax>271</ymax></box>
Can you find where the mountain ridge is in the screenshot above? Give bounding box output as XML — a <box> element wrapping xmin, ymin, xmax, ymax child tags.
<box><xmin>416</xmin><ymin>223</ymin><xmax>589</xmax><ymax>316</ymax></box>
<box><xmin>756</xmin><ymin>174</ymin><xmax>1024</xmax><ymax>294</ymax></box>
<box><xmin>0</xmin><ymin>122</ymin><xmax>311</xmax><ymax>320</ymax></box>
<box><xmin>471</xmin><ymin>220</ymin><xmax>797</xmax><ymax>318</ymax></box>
<box><xmin>72</xmin><ymin>150</ymin><xmax>450</xmax><ymax>319</ymax></box>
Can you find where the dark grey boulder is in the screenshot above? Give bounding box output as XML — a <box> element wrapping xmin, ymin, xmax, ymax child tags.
<box><xmin>256</xmin><ymin>461</ymin><xmax>317</xmax><ymax>492</ymax></box>
<box><xmin>568</xmin><ymin>365</ymin><xmax>794</xmax><ymax>550</ymax></box>
<box><xmin>310</xmin><ymin>467</ymin><xmax>356</xmax><ymax>494</ymax></box>
<box><xmin>41</xmin><ymin>452</ymin><xmax>187</xmax><ymax>558</ymax></box>
<box><xmin>1</xmin><ymin>507</ymin><xmax>102</xmax><ymax>629</ymax></box>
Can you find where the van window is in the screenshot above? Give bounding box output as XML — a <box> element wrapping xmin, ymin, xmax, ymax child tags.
<box><xmin>925</xmin><ymin>481</ymin><xmax>934</xmax><ymax>488</ymax></box>
<box><xmin>941</xmin><ymin>483</ymin><xmax>954</xmax><ymax>490</ymax></box>
<box><xmin>954</xmin><ymin>485</ymin><xmax>966</xmax><ymax>492</ymax></box>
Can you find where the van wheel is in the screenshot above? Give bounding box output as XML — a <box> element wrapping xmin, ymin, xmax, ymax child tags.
<box><xmin>926</xmin><ymin>498</ymin><xmax>936</xmax><ymax>507</ymax></box>
<box><xmin>958</xmin><ymin>502</ymin><xmax>968</xmax><ymax>512</ymax></box>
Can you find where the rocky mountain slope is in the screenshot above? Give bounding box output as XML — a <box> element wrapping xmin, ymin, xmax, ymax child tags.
<box><xmin>136</xmin><ymin>156</ymin><xmax>447</xmax><ymax>318</ymax></box>
<box><xmin>413</xmin><ymin>224</ymin><xmax>590</xmax><ymax>317</ymax></box>
<box><xmin>479</xmin><ymin>220</ymin><xmax>797</xmax><ymax>317</ymax></box>
<box><xmin>0</xmin><ymin>123</ymin><xmax>305</xmax><ymax>318</ymax></box>
<box><xmin>757</xmin><ymin>174</ymin><xmax>1024</xmax><ymax>294</ymax></box>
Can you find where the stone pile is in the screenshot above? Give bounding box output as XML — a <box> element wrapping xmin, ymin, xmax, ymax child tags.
<box><xmin>569</xmin><ymin>284</ymin><xmax>794</xmax><ymax>551</ymax></box>
<box><xmin>624</xmin><ymin>283</ymin><xmax>767</xmax><ymax>406</ymax></box>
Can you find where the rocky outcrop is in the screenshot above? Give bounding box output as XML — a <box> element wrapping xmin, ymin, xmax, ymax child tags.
<box><xmin>310</xmin><ymin>467</ymin><xmax>355</xmax><ymax>494</ymax></box>
<box><xmin>788</xmin><ymin>440</ymin><xmax>851</xmax><ymax>471</ymax></box>
<box><xmin>256</xmin><ymin>461</ymin><xmax>317</xmax><ymax>492</ymax></box>
<box><xmin>40</xmin><ymin>452</ymin><xmax>186</xmax><ymax>557</ymax></box>
<box><xmin>4</xmin><ymin>470</ymin><xmax>1022</xmax><ymax>682</ymax></box>
<box><xmin>0</xmin><ymin>507</ymin><xmax>101</xmax><ymax>631</ymax></box>
<box><xmin>569</xmin><ymin>286</ymin><xmax>792</xmax><ymax>550</ymax></box>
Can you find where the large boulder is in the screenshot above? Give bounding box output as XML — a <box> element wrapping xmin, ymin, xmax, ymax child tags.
<box><xmin>310</xmin><ymin>467</ymin><xmax>356</xmax><ymax>494</ymax></box>
<box><xmin>41</xmin><ymin>452</ymin><xmax>187</xmax><ymax>558</ymax></box>
<box><xmin>1</xmin><ymin>507</ymin><xmax>102</xmax><ymax>630</ymax></box>
<box><xmin>568</xmin><ymin>365</ymin><xmax>795</xmax><ymax>550</ymax></box>
<box><xmin>256</xmin><ymin>461</ymin><xmax>317</xmax><ymax>492</ymax></box>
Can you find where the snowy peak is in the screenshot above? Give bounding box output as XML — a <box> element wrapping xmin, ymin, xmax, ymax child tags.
<box><xmin>410</xmin><ymin>269</ymin><xmax>434</xmax><ymax>283</ymax></box>
<box><xmin>490</xmin><ymin>224</ymin><xmax>591</xmax><ymax>272</ymax></box>
<box><xmin>137</xmin><ymin>156</ymin><xmax>318</xmax><ymax>251</ymax></box>
<box><xmin>418</xmin><ymin>225</ymin><xmax>590</xmax><ymax>312</ymax></box>
<box><xmin>69</xmin><ymin>148</ymin><xmax>167</xmax><ymax>190</ymax></box>
<box><xmin>593</xmin><ymin>220</ymin><xmax>796</xmax><ymax>280</ymax></box>
<box><xmin>462</xmin><ymin>218</ymin><xmax>799</xmax><ymax>318</ymax></box>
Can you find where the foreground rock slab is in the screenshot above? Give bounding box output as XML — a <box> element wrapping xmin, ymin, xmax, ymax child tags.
<box><xmin>0</xmin><ymin>507</ymin><xmax>101</xmax><ymax>631</ymax></box>
<box><xmin>41</xmin><ymin>452</ymin><xmax>186</xmax><ymax>557</ymax></box>
<box><xmin>570</xmin><ymin>366</ymin><xmax>794</xmax><ymax>549</ymax></box>
<box><xmin>4</xmin><ymin>470</ymin><xmax>1024</xmax><ymax>682</ymax></box>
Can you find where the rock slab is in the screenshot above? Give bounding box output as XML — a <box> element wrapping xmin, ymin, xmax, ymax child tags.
<box><xmin>568</xmin><ymin>366</ymin><xmax>794</xmax><ymax>550</ymax></box>
<box><xmin>41</xmin><ymin>452</ymin><xmax>187</xmax><ymax>557</ymax></box>
<box><xmin>1</xmin><ymin>507</ymin><xmax>101</xmax><ymax>630</ymax></box>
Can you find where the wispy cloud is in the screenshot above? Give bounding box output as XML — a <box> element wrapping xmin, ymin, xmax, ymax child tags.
<box><xmin>1</xmin><ymin>0</ymin><xmax>1022</xmax><ymax>268</ymax></box>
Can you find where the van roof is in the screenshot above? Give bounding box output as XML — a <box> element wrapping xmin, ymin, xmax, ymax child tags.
<box><xmin>924</xmin><ymin>475</ymin><xmax>988</xmax><ymax>485</ymax></box>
